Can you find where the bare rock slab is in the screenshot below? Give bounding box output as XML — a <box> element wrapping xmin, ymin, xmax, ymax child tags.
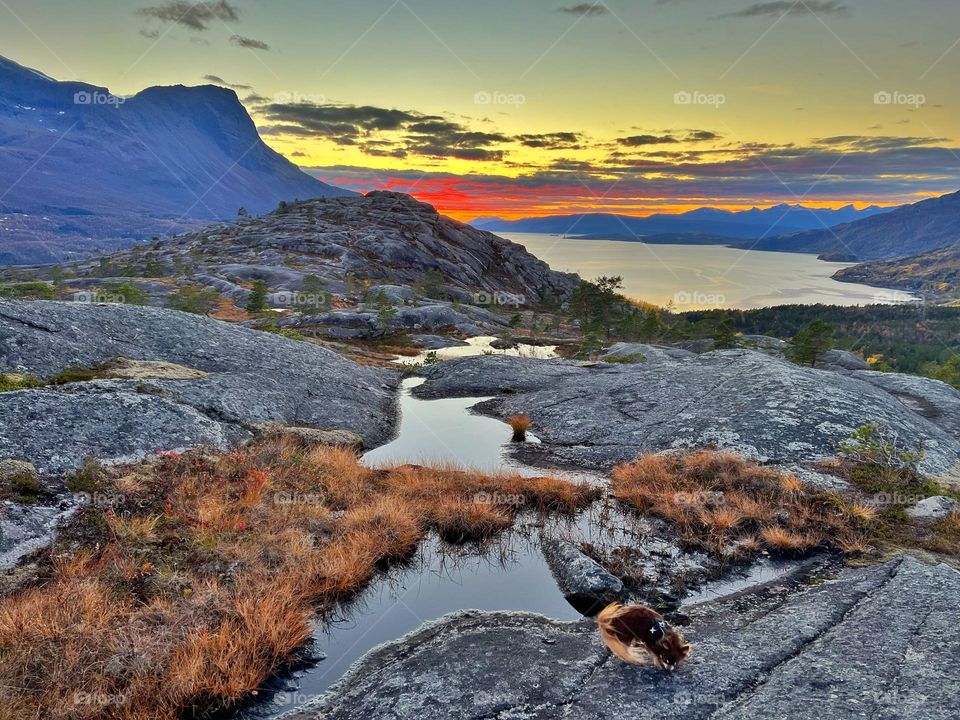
<box><xmin>289</xmin><ymin>557</ymin><xmax>960</xmax><ymax>720</ymax></box>
<box><xmin>417</xmin><ymin>352</ymin><xmax>960</xmax><ymax>475</ymax></box>
<box><xmin>0</xmin><ymin>300</ymin><xmax>399</xmax><ymax>473</ymax></box>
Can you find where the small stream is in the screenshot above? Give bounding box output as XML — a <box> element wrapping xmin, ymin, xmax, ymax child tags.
<box><xmin>234</xmin><ymin>368</ymin><xmax>801</xmax><ymax>719</ymax></box>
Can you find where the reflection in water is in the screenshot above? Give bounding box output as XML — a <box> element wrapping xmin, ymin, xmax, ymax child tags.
<box><xmin>235</xmin><ymin>377</ymin><xmax>604</xmax><ymax>719</ymax></box>
<box><xmin>361</xmin><ymin>378</ymin><xmax>608</xmax><ymax>484</ymax></box>
<box><xmin>397</xmin><ymin>335</ymin><xmax>558</xmax><ymax>365</ymax></box>
<box><xmin>236</xmin><ymin>375</ymin><xmax>799</xmax><ymax>719</ymax></box>
<box><xmin>504</xmin><ymin>233</ymin><xmax>919</xmax><ymax>309</ymax></box>
<box><xmin>238</xmin><ymin>531</ymin><xmax>582</xmax><ymax>719</ymax></box>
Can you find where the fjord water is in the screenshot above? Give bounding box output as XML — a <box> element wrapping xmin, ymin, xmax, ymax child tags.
<box><xmin>503</xmin><ymin>233</ymin><xmax>916</xmax><ymax>309</ymax></box>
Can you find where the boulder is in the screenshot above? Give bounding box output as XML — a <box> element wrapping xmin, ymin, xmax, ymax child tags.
<box><xmin>410</xmin><ymin>334</ymin><xmax>469</xmax><ymax>350</ymax></box>
<box><xmin>906</xmin><ymin>496</ymin><xmax>959</xmax><ymax>522</ymax></box>
<box><xmin>218</xmin><ymin>264</ymin><xmax>306</xmax><ymax>290</ymax></box>
<box><xmin>367</xmin><ymin>284</ymin><xmax>416</xmax><ymax>304</ymax></box>
<box><xmin>821</xmin><ymin>348</ymin><xmax>869</xmax><ymax>371</ymax></box>
<box><xmin>0</xmin><ymin>459</ymin><xmax>38</xmax><ymax>488</ymax></box>
<box><xmin>741</xmin><ymin>334</ymin><xmax>789</xmax><ymax>351</ymax></box>
<box><xmin>0</xmin><ymin>499</ymin><xmax>75</xmax><ymax>570</ymax></box>
<box><xmin>541</xmin><ymin>537</ymin><xmax>624</xmax><ymax>613</ymax></box>
<box><xmin>393</xmin><ymin>305</ymin><xmax>487</xmax><ymax>335</ymax></box>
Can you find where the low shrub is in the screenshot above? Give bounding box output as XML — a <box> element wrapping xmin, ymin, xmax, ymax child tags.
<box><xmin>0</xmin><ymin>469</ymin><xmax>43</xmax><ymax>504</ymax></box>
<box><xmin>0</xmin><ymin>282</ymin><xmax>55</xmax><ymax>300</ymax></box>
<box><xmin>507</xmin><ymin>413</ymin><xmax>531</xmax><ymax>441</ymax></box>
<box><xmin>166</xmin><ymin>285</ymin><xmax>221</xmax><ymax>315</ymax></box>
<box><xmin>0</xmin><ymin>373</ymin><xmax>44</xmax><ymax>393</ymax></box>
<box><xmin>47</xmin><ymin>365</ymin><xmax>112</xmax><ymax>386</ymax></box>
<box><xmin>604</xmin><ymin>352</ymin><xmax>646</xmax><ymax>364</ymax></box>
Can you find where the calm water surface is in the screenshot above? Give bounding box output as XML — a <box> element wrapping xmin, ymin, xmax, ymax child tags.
<box><xmin>396</xmin><ymin>336</ymin><xmax>557</xmax><ymax>365</ymax></box>
<box><xmin>243</xmin><ymin>533</ymin><xmax>581</xmax><ymax>718</ymax></box>
<box><xmin>503</xmin><ymin>233</ymin><xmax>917</xmax><ymax>309</ymax></box>
<box><xmin>237</xmin><ymin>379</ymin><xmax>801</xmax><ymax>719</ymax></box>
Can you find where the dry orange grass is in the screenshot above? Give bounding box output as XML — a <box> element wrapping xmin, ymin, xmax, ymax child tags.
<box><xmin>507</xmin><ymin>413</ymin><xmax>532</xmax><ymax>439</ymax></box>
<box><xmin>0</xmin><ymin>434</ymin><xmax>598</xmax><ymax>719</ymax></box>
<box><xmin>759</xmin><ymin>527</ymin><xmax>817</xmax><ymax>552</ymax></box>
<box><xmin>843</xmin><ymin>502</ymin><xmax>879</xmax><ymax>523</ymax></box>
<box><xmin>208</xmin><ymin>297</ymin><xmax>252</xmax><ymax>322</ymax></box>
<box><xmin>611</xmin><ymin>449</ymin><xmax>869</xmax><ymax>560</ymax></box>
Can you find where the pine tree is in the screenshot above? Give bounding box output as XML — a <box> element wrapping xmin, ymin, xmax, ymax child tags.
<box><xmin>789</xmin><ymin>320</ymin><xmax>834</xmax><ymax>367</ymax></box>
<box><xmin>711</xmin><ymin>318</ymin><xmax>739</xmax><ymax>349</ymax></box>
<box><xmin>246</xmin><ymin>280</ymin><xmax>269</xmax><ymax>313</ymax></box>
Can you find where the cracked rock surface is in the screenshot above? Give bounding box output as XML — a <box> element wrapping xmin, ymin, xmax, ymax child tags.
<box><xmin>289</xmin><ymin>557</ymin><xmax>960</xmax><ymax>720</ymax></box>
<box><xmin>416</xmin><ymin>352</ymin><xmax>960</xmax><ymax>476</ymax></box>
<box><xmin>0</xmin><ymin>300</ymin><xmax>399</xmax><ymax>472</ymax></box>
<box><xmin>0</xmin><ymin>300</ymin><xmax>400</xmax><ymax>567</ymax></box>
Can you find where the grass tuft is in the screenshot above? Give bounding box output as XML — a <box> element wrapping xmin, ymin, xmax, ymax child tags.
<box><xmin>611</xmin><ymin>449</ymin><xmax>867</xmax><ymax>559</ymax></box>
<box><xmin>507</xmin><ymin>413</ymin><xmax>531</xmax><ymax>441</ymax></box>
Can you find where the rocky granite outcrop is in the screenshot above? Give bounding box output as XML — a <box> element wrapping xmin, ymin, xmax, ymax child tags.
<box><xmin>288</xmin><ymin>556</ymin><xmax>960</xmax><ymax>720</ymax></box>
<box><xmin>853</xmin><ymin>369</ymin><xmax>960</xmax><ymax>439</ymax></box>
<box><xmin>0</xmin><ymin>300</ymin><xmax>401</xmax><ymax>568</ymax></box>
<box><xmin>541</xmin><ymin>537</ymin><xmax>625</xmax><ymax>612</ymax></box>
<box><xmin>906</xmin><ymin>496</ymin><xmax>959</xmax><ymax>522</ymax></box>
<box><xmin>740</xmin><ymin>335</ymin><xmax>869</xmax><ymax>373</ymax></box>
<box><xmin>0</xmin><ymin>300</ymin><xmax>398</xmax><ymax>474</ymax></box>
<box><xmin>20</xmin><ymin>192</ymin><xmax>578</xmax><ymax>312</ymax></box>
<box><xmin>416</xmin><ymin>351</ymin><xmax>960</xmax><ymax>476</ymax></box>
<box><xmin>5</xmin><ymin>192</ymin><xmax>583</xmax><ymax>341</ymax></box>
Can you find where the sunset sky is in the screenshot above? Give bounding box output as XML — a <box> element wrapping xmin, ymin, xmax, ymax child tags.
<box><xmin>3</xmin><ymin>0</ymin><xmax>960</xmax><ymax>219</ymax></box>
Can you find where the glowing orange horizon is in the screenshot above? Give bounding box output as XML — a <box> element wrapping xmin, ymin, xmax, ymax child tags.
<box><xmin>313</xmin><ymin>172</ymin><xmax>909</xmax><ymax>222</ymax></box>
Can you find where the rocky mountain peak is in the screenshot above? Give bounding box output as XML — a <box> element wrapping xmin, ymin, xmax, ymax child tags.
<box><xmin>0</xmin><ymin>56</ymin><xmax>354</xmax><ymax>265</ymax></box>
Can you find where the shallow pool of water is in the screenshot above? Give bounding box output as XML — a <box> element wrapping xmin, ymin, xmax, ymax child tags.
<box><xmin>682</xmin><ymin>559</ymin><xmax>799</xmax><ymax>606</ymax></box>
<box><xmin>234</xmin><ymin>375</ymin><xmax>800</xmax><ymax>719</ymax></box>
<box><xmin>397</xmin><ymin>335</ymin><xmax>558</xmax><ymax>365</ymax></box>
<box><xmin>361</xmin><ymin>378</ymin><xmax>607</xmax><ymax>485</ymax></box>
<box><xmin>237</xmin><ymin>532</ymin><xmax>581</xmax><ymax>718</ymax></box>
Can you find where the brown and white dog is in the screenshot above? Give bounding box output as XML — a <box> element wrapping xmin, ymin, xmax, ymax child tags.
<box><xmin>597</xmin><ymin>603</ymin><xmax>691</xmax><ymax>671</ymax></box>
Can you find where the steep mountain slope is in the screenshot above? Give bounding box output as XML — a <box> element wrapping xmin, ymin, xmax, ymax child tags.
<box><xmin>833</xmin><ymin>243</ymin><xmax>960</xmax><ymax>293</ymax></box>
<box><xmin>0</xmin><ymin>55</ymin><xmax>353</xmax><ymax>265</ymax></box>
<box><xmin>472</xmin><ymin>204</ymin><xmax>891</xmax><ymax>241</ymax></box>
<box><xmin>747</xmin><ymin>190</ymin><xmax>960</xmax><ymax>261</ymax></box>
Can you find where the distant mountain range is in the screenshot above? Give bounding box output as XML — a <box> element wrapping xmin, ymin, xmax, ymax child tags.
<box><xmin>472</xmin><ymin>204</ymin><xmax>892</xmax><ymax>241</ymax></box>
<box><xmin>0</xmin><ymin>55</ymin><xmax>352</xmax><ymax>265</ymax></box>
<box><xmin>743</xmin><ymin>190</ymin><xmax>960</xmax><ymax>261</ymax></box>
